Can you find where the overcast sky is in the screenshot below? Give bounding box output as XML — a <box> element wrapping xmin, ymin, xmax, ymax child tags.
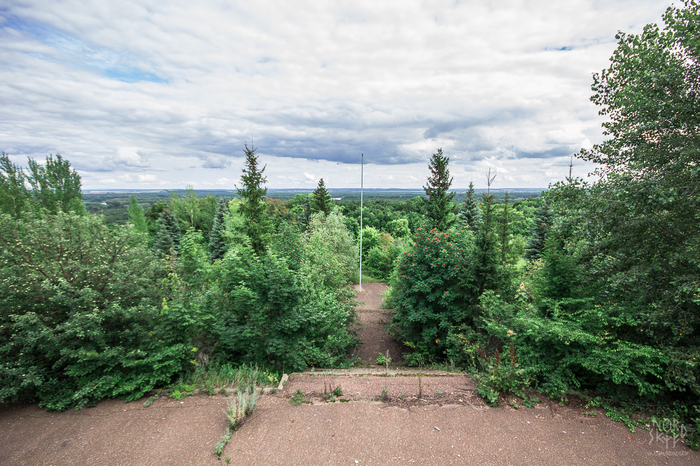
<box><xmin>0</xmin><ymin>0</ymin><xmax>672</xmax><ymax>190</ymax></box>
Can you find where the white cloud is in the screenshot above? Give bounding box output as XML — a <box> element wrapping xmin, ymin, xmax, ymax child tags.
<box><xmin>0</xmin><ymin>0</ymin><xmax>674</xmax><ymax>189</ymax></box>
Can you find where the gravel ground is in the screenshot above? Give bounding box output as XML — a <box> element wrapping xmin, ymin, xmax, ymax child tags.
<box><xmin>223</xmin><ymin>394</ymin><xmax>700</xmax><ymax>465</ymax></box>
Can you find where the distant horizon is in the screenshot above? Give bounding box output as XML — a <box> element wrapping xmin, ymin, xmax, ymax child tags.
<box><xmin>83</xmin><ymin>186</ymin><xmax>548</xmax><ymax>194</ymax></box>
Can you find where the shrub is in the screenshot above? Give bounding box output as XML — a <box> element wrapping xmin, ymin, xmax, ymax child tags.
<box><xmin>212</xmin><ymin>244</ymin><xmax>358</xmax><ymax>372</ymax></box>
<box><xmin>389</xmin><ymin>225</ymin><xmax>479</xmax><ymax>363</ymax></box>
<box><xmin>0</xmin><ymin>211</ymin><xmax>187</xmax><ymax>410</ymax></box>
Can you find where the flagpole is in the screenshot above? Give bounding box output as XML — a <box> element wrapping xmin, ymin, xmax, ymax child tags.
<box><xmin>359</xmin><ymin>153</ymin><xmax>364</xmax><ymax>292</ymax></box>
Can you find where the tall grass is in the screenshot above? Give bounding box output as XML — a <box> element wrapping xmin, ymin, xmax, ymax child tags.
<box><xmin>184</xmin><ymin>362</ymin><xmax>279</xmax><ymax>392</ymax></box>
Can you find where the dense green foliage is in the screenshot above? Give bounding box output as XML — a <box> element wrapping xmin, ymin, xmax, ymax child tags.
<box><xmin>0</xmin><ymin>210</ymin><xmax>186</xmax><ymax>410</ymax></box>
<box><xmin>209</xmin><ymin>198</ymin><xmax>228</xmax><ymax>261</ymax></box>
<box><xmin>169</xmin><ymin>188</ymin><xmax>218</xmax><ymax>239</ymax></box>
<box><xmin>389</xmin><ymin>226</ymin><xmax>480</xmax><ymax>363</ymax></box>
<box><xmin>524</xmin><ymin>203</ymin><xmax>552</xmax><ymax>261</ymax></box>
<box><xmin>0</xmin><ymin>147</ymin><xmax>364</xmax><ymax>410</ymax></box>
<box><xmin>152</xmin><ymin>208</ymin><xmax>181</xmax><ymax>256</ymax></box>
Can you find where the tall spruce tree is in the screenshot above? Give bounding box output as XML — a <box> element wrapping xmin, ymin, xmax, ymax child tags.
<box><xmin>310</xmin><ymin>178</ymin><xmax>332</xmax><ymax>215</ymax></box>
<box><xmin>423</xmin><ymin>148</ymin><xmax>455</xmax><ymax>231</ymax></box>
<box><xmin>209</xmin><ymin>198</ymin><xmax>228</xmax><ymax>261</ymax></box>
<box><xmin>236</xmin><ymin>143</ymin><xmax>272</xmax><ymax>255</ymax></box>
<box><xmin>152</xmin><ymin>208</ymin><xmax>181</xmax><ymax>256</ymax></box>
<box><xmin>524</xmin><ymin>202</ymin><xmax>553</xmax><ymax>261</ymax></box>
<box><xmin>458</xmin><ymin>181</ymin><xmax>481</xmax><ymax>231</ymax></box>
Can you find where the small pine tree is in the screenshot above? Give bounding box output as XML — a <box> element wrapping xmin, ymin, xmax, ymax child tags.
<box><xmin>474</xmin><ymin>193</ymin><xmax>501</xmax><ymax>294</ymax></box>
<box><xmin>423</xmin><ymin>148</ymin><xmax>456</xmax><ymax>231</ymax></box>
<box><xmin>474</xmin><ymin>170</ymin><xmax>503</xmax><ymax>294</ymax></box>
<box><xmin>310</xmin><ymin>178</ymin><xmax>332</xmax><ymax>215</ymax></box>
<box><xmin>128</xmin><ymin>195</ymin><xmax>148</xmax><ymax>233</ymax></box>
<box><xmin>458</xmin><ymin>181</ymin><xmax>481</xmax><ymax>231</ymax></box>
<box><xmin>153</xmin><ymin>208</ymin><xmax>181</xmax><ymax>256</ymax></box>
<box><xmin>236</xmin><ymin>143</ymin><xmax>272</xmax><ymax>255</ymax></box>
<box><xmin>524</xmin><ymin>203</ymin><xmax>553</xmax><ymax>261</ymax></box>
<box><xmin>209</xmin><ymin>198</ymin><xmax>228</xmax><ymax>261</ymax></box>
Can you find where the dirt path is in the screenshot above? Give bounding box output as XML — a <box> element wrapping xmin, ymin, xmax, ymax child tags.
<box><xmin>1</xmin><ymin>283</ymin><xmax>698</xmax><ymax>465</ymax></box>
<box><xmin>351</xmin><ymin>282</ymin><xmax>407</xmax><ymax>366</ymax></box>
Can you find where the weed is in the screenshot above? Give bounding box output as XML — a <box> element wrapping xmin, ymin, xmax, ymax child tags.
<box><xmin>521</xmin><ymin>395</ymin><xmax>540</xmax><ymax>409</ymax></box>
<box><xmin>169</xmin><ymin>382</ymin><xmax>195</xmax><ymax>400</ymax></box>
<box><xmin>376</xmin><ymin>351</ymin><xmax>392</xmax><ymax>366</ymax></box>
<box><xmin>509</xmin><ymin>400</ymin><xmax>519</xmax><ymax>410</ymax></box>
<box><xmin>289</xmin><ymin>389</ymin><xmax>306</xmax><ymax>406</ymax></box>
<box><xmin>214</xmin><ymin>431</ymin><xmax>232</xmax><ymax>459</ymax></box>
<box><xmin>207</xmin><ymin>380</ymin><xmax>218</xmax><ymax>396</ymax></box>
<box><xmin>225</xmin><ymin>388</ymin><xmax>259</xmax><ymax>430</ymax></box>
<box><xmin>435</xmin><ymin>389</ymin><xmax>442</xmax><ymax>396</ymax></box>
<box><xmin>398</xmin><ymin>392</ymin><xmax>406</xmax><ymax>400</ymax></box>
<box><xmin>215</xmin><ymin>386</ymin><xmax>260</xmax><ymax>459</ymax></box>
<box><xmin>475</xmin><ymin>344</ymin><xmax>530</xmax><ymax>407</ymax></box>
<box><xmin>225</xmin><ymin>456</ymin><xmax>231</xmax><ymax>465</ymax></box>
<box><xmin>323</xmin><ymin>382</ymin><xmax>342</xmax><ymax>402</ymax></box>
<box><xmin>380</xmin><ymin>385</ymin><xmax>389</xmax><ymax>402</ymax></box>
<box><xmin>143</xmin><ymin>392</ymin><xmax>160</xmax><ymax>407</ymax></box>
<box><xmin>584</xmin><ymin>411</ymin><xmax>598</xmax><ymax>417</ymax></box>
<box><xmin>220</xmin><ymin>387</ymin><xmax>229</xmax><ymax>396</ymax></box>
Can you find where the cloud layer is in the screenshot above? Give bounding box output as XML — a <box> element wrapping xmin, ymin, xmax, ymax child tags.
<box><xmin>0</xmin><ymin>0</ymin><xmax>672</xmax><ymax>189</ymax></box>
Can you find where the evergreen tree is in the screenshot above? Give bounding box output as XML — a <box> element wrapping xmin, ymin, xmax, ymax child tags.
<box><xmin>310</xmin><ymin>178</ymin><xmax>332</xmax><ymax>215</ymax></box>
<box><xmin>128</xmin><ymin>195</ymin><xmax>148</xmax><ymax>233</ymax></box>
<box><xmin>209</xmin><ymin>198</ymin><xmax>228</xmax><ymax>261</ymax></box>
<box><xmin>524</xmin><ymin>203</ymin><xmax>553</xmax><ymax>261</ymax></box>
<box><xmin>458</xmin><ymin>181</ymin><xmax>481</xmax><ymax>231</ymax></box>
<box><xmin>474</xmin><ymin>193</ymin><xmax>501</xmax><ymax>294</ymax></box>
<box><xmin>423</xmin><ymin>148</ymin><xmax>456</xmax><ymax>231</ymax></box>
<box><xmin>473</xmin><ymin>170</ymin><xmax>503</xmax><ymax>295</ymax></box>
<box><xmin>236</xmin><ymin>143</ymin><xmax>272</xmax><ymax>255</ymax></box>
<box><xmin>152</xmin><ymin>208</ymin><xmax>181</xmax><ymax>256</ymax></box>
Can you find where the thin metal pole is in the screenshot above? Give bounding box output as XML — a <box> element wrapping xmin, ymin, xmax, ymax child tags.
<box><xmin>359</xmin><ymin>153</ymin><xmax>364</xmax><ymax>292</ymax></box>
